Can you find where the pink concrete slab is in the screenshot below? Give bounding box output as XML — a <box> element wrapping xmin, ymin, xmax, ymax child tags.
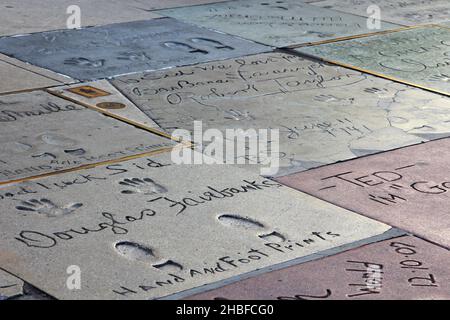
<box><xmin>276</xmin><ymin>138</ymin><xmax>450</xmax><ymax>249</ymax></box>
<box><xmin>186</xmin><ymin>236</ymin><xmax>450</xmax><ymax>300</ymax></box>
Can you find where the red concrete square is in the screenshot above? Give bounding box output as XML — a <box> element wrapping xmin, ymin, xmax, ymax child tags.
<box><xmin>187</xmin><ymin>236</ymin><xmax>450</xmax><ymax>300</ymax></box>
<box><xmin>276</xmin><ymin>139</ymin><xmax>450</xmax><ymax>249</ymax></box>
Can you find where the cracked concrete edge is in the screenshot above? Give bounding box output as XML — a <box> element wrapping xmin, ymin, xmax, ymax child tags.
<box><xmin>0</xmin><ymin>268</ymin><xmax>54</xmax><ymax>300</ymax></box>
<box><xmin>0</xmin><ymin>53</ymin><xmax>75</xmax><ymax>84</ymax></box>
<box><xmin>159</xmin><ymin>227</ymin><xmax>406</xmax><ymax>300</ymax></box>
<box><xmin>7</xmin><ymin>283</ymin><xmax>55</xmax><ymax>300</ymax></box>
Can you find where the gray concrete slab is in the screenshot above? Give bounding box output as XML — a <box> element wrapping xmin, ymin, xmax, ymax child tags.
<box><xmin>112</xmin><ymin>52</ymin><xmax>450</xmax><ymax>177</ymax></box>
<box><xmin>0</xmin><ymin>270</ymin><xmax>24</xmax><ymax>300</ymax></box>
<box><xmin>298</xmin><ymin>26</ymin><xmax>450</xmax><ymax>96</ymax></box>
<box><xmin>0</xmin><ymin>54</ymin><xmax>74</xmax><ymax>94</ymax></box>
<box><xmin>0</xmin><ymin>91</ymin><xmax>175</xmax><ymax>183</ymax></box>
<box><xmin>0</xmin><ymin>0</ymin><xmax>161</xmax><ymax>37</ymax></box>
<box><xmin>309</xmin><ymin>0</ymin><xmax>450</xmax><ymax>26</ymax></box>
<box><xmin>0</xmin><ymin>18</ymin><xmax>270</xmax><ymax>81</ymax></box>
<box><xmin>186</xmin><ymin>236</ymin><xmax>450</xmax><ymax>300</ymax></box>
<box><xmin>158</xmin><ymin>0</ymin><xmax>400</xmax><ymax>47</ymax></box>
<box><xmin>0</xmin><ymin>151</ymin><xmax>391</xmax><ymax>299</ymax></box>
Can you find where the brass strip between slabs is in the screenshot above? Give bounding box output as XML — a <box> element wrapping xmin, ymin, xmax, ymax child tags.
<box><xmin>0</xmin><ymin>144</ymin><xmax>186</xmax><ymax>188</ymax></box>
<box><xmin>0</xmin><ymin>82</ymin><xmax>76</xmax><ymax>96</ymax></box>
<box><xmin>294</xmin><ymin>54</ymin><xmax>450</xmax><ymax>98</ymax></box>
<box><xmin>283</xmin><ymin>24</ymin><xmax>422</xmax><ymax>49</ymax></box>
<box><xmin>287</xmin><ymin>23</ymin><xmax>450</xmax><ymax>96</ymax></box>
<box><xmin>435</xmin><ymin>23</ymin><xmax>450</xmax><ymax>30</ymax></box>
<box><xmin>322</xmin><ymin>57</ymin><xmax>450</xmax><ymax>98</ymax></box>
<box><xmin>46</xmin><ymin>88</ymin><xmax>179</xmax><ymax>142</ymax></box>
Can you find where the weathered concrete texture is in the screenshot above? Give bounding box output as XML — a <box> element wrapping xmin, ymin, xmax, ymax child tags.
<box><xmin>157</xmin><ymin>0</ymin><xmax>400</xmax><ymax>47</ymax></box>
<box><xmin>0</xmin><ymin>18</ymin><xmax>269</xmax><ymax>81</ymax></box>
<box><xmin>0</xmin><ymin>0</ymin><xmax>161</xmax><ymax>37</ymax></box>
<box><xmin>48</xmin><ymin>80</ymin><xmax>160</xmax><ymax>129</ymax></box>
<box><xmin>186</xmin><ymin>236</ymin><xmax>450</xmax><ymax>300</ymax></box>
<box><xmin>298</xmin><ymin>26</ymin><xmax>450</xmax><ymax>96</ymax></box>
<box><xmin>112</xmin><ymin>52</ymin><xmax>450</xmax><ymax>177</ymax></box>
<box><xmin>0</xmin><ymin>91</ymin><xmax>175</xmax><ymax>183</ymax></box>
<box><xmin>8</xmin><ymin>283</ymin><xmax>54</xmax><ymax>300</ymax></box>
<box><xmin>125</xmin><ymin>0</ymin><xmax>231</xmax><ymax>11</ymax></box>
<box><xmin>0</xmin><ymin>269</ymin><xmax>24</xmax><ymax>300</ymax></box>
<box><xmin>276</xmin><ymin>138</ymin><xmax>450</xmax><ymax>249</ymax></box>
<box><xmin>0</xmin><ymin>151</ymin><xmax>392</xmax><ymax>300</ymax></box>
<box><xmin>309</xmin><ymin>0</ymin><xmax>450</xmax><ymax>26</ymax></box>
<box><xmin>0</xmin><ymin>54</ymin><xmax>74</xmax><ymax>94</ymax></box>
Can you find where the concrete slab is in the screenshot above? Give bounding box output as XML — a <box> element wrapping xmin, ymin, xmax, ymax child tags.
<box><xmin>0</xmin><ymin>151</ymin><xmax>392</xmax><ymax>299</ymax></box>
<box><xmin>0</xmin><ymin>0</ymin><xmax>161</xmax><ymax>37</ymax></box>
<box><xmin>0</xmin><ymin>270</ymin><xmax>24</xmax><ymax>300</ymax></box>
<box><xmin>157</xmin><ymin>0</ymin><xmax>400</xmax><ymax>48</ymax></box>
<box><xmin>309</xmin><ymin>0</ymin><xmax>450</xmax><ymax>26</ymax></box>
<box><xmin>0</xmin><ymin>91</ymin><xmax>175</xmax><ymax>183</ymax></box>
<box><xmin>0</xmin><ymin>54</ymin><xmax>74</xmax><ymax>94</ymax></box>
<box><xmin>48</xmin><ymin>80</ymin><xmax>160</xmax><ymax>130</ymax></box>
<box><xmin>298</xmin><ymin>26</ymin><xmax>450</xmax><ymax>96</ymax></box>
<box><xmin>125</xmin><ymin>0</ymin><xmax>231</xmax><ymax>11</ymax></box>
<box><xmin>8</xmin><ymin>283</ymin><xmax>54</xmax><ymax>300</ymax></box>
<box><xmin>185</xmin><ymin>236</ymin><xmax>450</xmax><ymax>300</ymax></box>
<box><xmin>0</xmin><ymin>18</ymin><xmax>269</xmax><ymax>81</ymax></box>
<box><xmin>276</xmin><ymin>138</ymin><xmax>450</xmax><ymax>249</ymax></box>
<box><xmin>112</xmin><ymin>52</ymin><xmax>450</xmax><ymax>177</ymax></box>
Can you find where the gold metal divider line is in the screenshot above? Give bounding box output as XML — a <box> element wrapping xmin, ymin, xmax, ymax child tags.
<box><xmin>46</xmin><ymin>88</ymin><xmax>182</xmax><ymax>143</ymax></box>
<box><xmin>0</xmin><ymin>82</ymin><xmax>79</xmax><ymax>96</ymax></box>
<box><xmin>0</xmin><ymin>144</ymin><xmax>186</xmax><ymax>188</ymax></box>
<box><xmin>435</xmin><ymin>23</ymin><xmax>450</xmax><ymax>30</ymax></box>
<box><xmin>301</xmin><ymin>53</ymin><xmax>450</xmax><ymax>98</ymax></box>
<box><xmin>282</xmin><ymin>24</ymin><xmax>422</xmax><ymax>50</ymax></box>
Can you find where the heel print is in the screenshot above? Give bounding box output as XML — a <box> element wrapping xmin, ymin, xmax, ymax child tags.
<box><xmin>217</xmin><ymin>214</ymin><xmax>286</xmax><ymax>243</ymax></box>
<box><xmin>115</xmin><ymin>241</ymin><xmax>183</xmax><ymax>271</ymax></box>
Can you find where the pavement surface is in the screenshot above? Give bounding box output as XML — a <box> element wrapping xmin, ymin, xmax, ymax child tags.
<box><xmin>0</xmin><ymin>0</ymin><xmax>449</xmax><ymax>300</ymax></box>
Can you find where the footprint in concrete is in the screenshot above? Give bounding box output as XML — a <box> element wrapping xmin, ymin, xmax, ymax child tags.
<box><xmin>119</xmin><ymin>178</ymin><xmax>168</xmax><ymax>195</ymax></box>
<box><xmin>115</xmin><ymin>241</ymin><xmax>183</xmax><ymax>271</ymax></box>
<box><xmin>190</xmin><ymin>38</ymin><xmax>234</xmax><ymax>51</ymax></box>
<box><xmin>64</xmin><ymin>57</ymin><xmax>105</xmax><ymax>68</ymax></box>
<box><xmin>162</xmin><ymin>41</ymin><xmax>208</xmax><ymax>55</ymax></box>
<box><xmin>217</xmin><ymin>214</ymin><xmax>286</xmax><ymax>242</ymax></box>
<box><xmin>64</xmin><ymin>148</ymin><xmax>86</xmax><ymax>156</ymax></box>
<box><xmin>42</xmin><ymin>34</ymin><xmax>57</xmax><ymax>43</ymax></box>
<box><xmin>40</xmin><ymin>133</ymin><xmax>77</xmax><ymax>147</ymax></box>
<box><xmin>314</xmin><ymin>94</ymin><xmax>341</xmax><ymax>103</ymax></box>
<box><xmin>16</xmin><ymin>199</ymin><xmax>83</xmax><ymax>218</ymax></box>
<box><xmin>306</xmin><ymin>31</ymin><xmax>335</xmax><ymax>38</ymax></box>
<box><xmin>260</xmin><ymin>1</ymin><xmax>289</xmax><ymax>10</ymax></box>
<box><xmin>117</xmin><ymin>51</ymin><xmax>151</xmax><ymax>62</ymax></box>
<box><xmin>224</xmin><ymin>109</ymin><xmax>254</xmax><ymax>121</ymax></box>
